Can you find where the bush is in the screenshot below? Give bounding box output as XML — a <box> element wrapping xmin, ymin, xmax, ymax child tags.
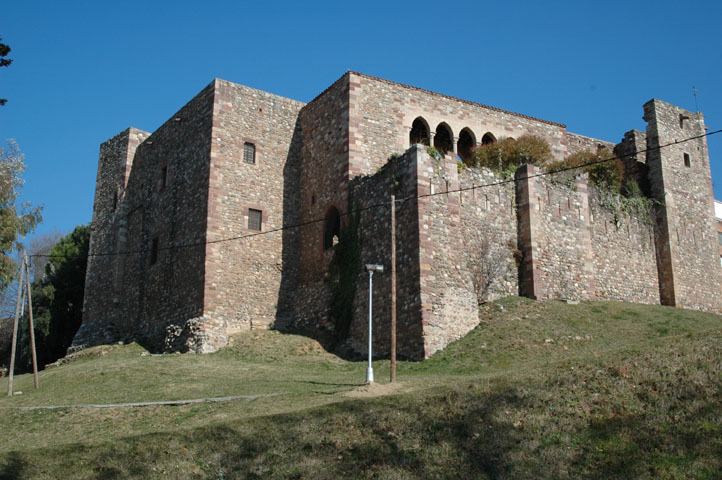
<box><xmin>470</xmin><ymin>135</ymin><xmax>552</xmax><ymax>177</ymax></box>
<box><xmin>547</xmin><ymin>147</ymin><xmax>624</xmax><ymax>192</ymax></box>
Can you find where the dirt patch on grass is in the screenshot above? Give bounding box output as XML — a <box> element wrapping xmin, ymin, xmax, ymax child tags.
<box><xmin>343</xmin><ymin>381</ymin><xmax>408</xmax><ymax>398</ymax></box>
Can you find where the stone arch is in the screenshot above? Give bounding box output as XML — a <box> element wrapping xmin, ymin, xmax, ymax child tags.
<box><xmin>482</xmin><ymin>132</ymin><xmax>497</xmax><ymax>145</ymax></box>
<box><xmin>457</xmin><ymin>127</ymin><xmax>476</xmax><ymax>163</ymax></box>
<box><xmin>323</xmin><ymin>206</ymin><xmax>341</xmax><ymax>250</ymax></box>
<box><xmin>433</xmin><ymin>122</ymin><xmax>454</xmax><ymax>155</ymax></box>
<box><xmin>409</xmin><ymin>117</ymin><xmax>431</xmax><ymax>146</ymax></box>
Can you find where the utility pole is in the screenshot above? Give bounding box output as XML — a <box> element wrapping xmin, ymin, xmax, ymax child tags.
<box><xmin>24</xmin><ymin>254</ymin><xmax>39</xmax><ymax>389</ymax></box>
<box><xmin>6</xmin><ymin>253</ymin><xmax>40</xmax><ymax>396</ymax></box>
<box><xmin>7</xmin><ymin>260</ymin><xmax>24</xmax><ymax>396</ymax></box>
<box><xmin>390</xmin><ymin>194</ymin><xmax>397</xmax><ymax>383</ymax></box>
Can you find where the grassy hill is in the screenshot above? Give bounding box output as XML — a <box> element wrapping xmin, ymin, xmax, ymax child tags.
<box><xmin>0</xmin><ymin>298</ymin><xmax>720</xmax><ymax>479</ymax></box>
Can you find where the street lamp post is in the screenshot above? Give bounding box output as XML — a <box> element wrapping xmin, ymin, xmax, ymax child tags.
<box><xmin>365</xmin><ymin>263</ymin><xmax>384</xmax><ymax>384</ymax></box>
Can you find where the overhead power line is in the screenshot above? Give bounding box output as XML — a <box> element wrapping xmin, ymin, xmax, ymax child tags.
<box><xmin>31</xmin><ymin>128</ymin><xmax>722</xmax><ymax>260</ymax></box>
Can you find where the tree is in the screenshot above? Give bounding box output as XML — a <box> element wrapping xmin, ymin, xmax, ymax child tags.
<box><xmin>0</xmin><ymin>141</ymin><xmax>42</xmax><ymax>291</ymax></box>
<box><xmin>29</xmin><ymin>231</ymin><xmax>64</xmax><ymax>282</ymax></box>
<box><xmin>0</xmin><ymin>316</ymin><xmax>11</xmax><ymax>371</ymax></box>
<box><xmin>0</xmin><ymin>36</ymin><xmax>11</xmax><ymax>106</ymax></box>
<box><xmin>25</xmin><ymin>225</ymin><xmax>90</xmax><ymax>366</ymax></box>
<box><xmin>468</xmin><ymin>235</ymin><xmax>518</xmax><ymax>304</ymax></box>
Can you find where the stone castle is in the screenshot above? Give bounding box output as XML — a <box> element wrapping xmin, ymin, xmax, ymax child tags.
<box><xmin>73</xmin><ymin>72</ymin><xmax>722</xmax><ymax>360</ymax></box>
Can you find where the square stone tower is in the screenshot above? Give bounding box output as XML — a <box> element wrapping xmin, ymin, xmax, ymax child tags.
<box><xmin>645</xmin><ymin>99</ymin><xmax>721</xmax><ymax>310</ymax></box>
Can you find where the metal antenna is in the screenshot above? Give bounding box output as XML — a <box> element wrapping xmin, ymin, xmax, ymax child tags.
<box><xmin>692</xmin><ymin>86</ymin><xmax>700</xmax><ymax>113</ymax></box>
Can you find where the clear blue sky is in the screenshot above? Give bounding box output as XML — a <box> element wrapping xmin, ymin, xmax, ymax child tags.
<box><xmin>3</xmin><ymin>0</ymin><xmax>722</xmax><ymax>239</ymax></box>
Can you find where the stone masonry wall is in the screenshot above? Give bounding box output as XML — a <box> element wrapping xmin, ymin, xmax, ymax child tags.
<box><xmin>346</xmin><ymin>147</ymin><xmax>425</xmax><ymax>359</ymax></box>
<box><xmin>76</xmin><ymin>83</ymin><xmax>215</xmax><ymax>352</ymax></box>
<box><xmin>458</xmin><ymin>166</ymin><xmax>519</xmax><ymax>301</ymax></box>
<box><xmin>588</xmin><ymin>191</ymin><xmax>659</xmax><ymax>303</ymax></box>
<box><xmin>122</xmin><ymin>84</ymin><xmax>216</xmax><ymax>350</ymax></box>
<box><xmin>563</xmin><ymin>131</ymin><xmax>614</xmax><ymax>156</ymax></box>
<box><xmin>200</xmin><ymin>80</ymin><xmax>304</xmax><ymax>350</ymax></box>
<box><xmin>526</xmin><ymin>170</ymin><xmax>595</xmax><ymax>300</ymax></box>
<box><xmin>348</xmin><ymin>72</ymin><xmax>573</xmax><ymax>177</ymax></box>
<box><xmin>615</xmin><ymin>130</ymin><xmax>649</xmax><ymax>188</ymax></box>
<box><xmin>645</xmin><ymin>99</ymin><xmax>722</xmax><ymax>311</ymax></box>
<box><xmin>292</xmin><ymin>74</ymin><xmax>351</xmax><ymax>334</ymax></box>
<box><xmin>414</xmin><ymin>151</ymin><xmax>479</xmax><ymax>356</ymax></box>
<box><xmin>76</xmin><ymin>128</ymin><xmax>148</xmax><ymax>347</ymax></box>
<box><xmin>345</xmin><ymin>146</ymin><xmax>517</xmax><ymax>359</ymax></box>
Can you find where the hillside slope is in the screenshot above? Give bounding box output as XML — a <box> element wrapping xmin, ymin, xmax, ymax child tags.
<box><xmin>1</xmin><ymin>299</ymin><xmax>720</xmax><ymax>479</ymax></box>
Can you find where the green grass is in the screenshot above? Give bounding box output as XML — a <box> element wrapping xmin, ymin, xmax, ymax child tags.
<box><xmin>0</xmin><ymin>299</ymin><xmax>720</xmax><ymax>479</ymax></box>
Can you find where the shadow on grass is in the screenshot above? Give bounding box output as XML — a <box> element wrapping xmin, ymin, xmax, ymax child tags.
<box><xmin>576</xmin><ymin>403</ymin><xmax>722</xmax><ymax>480</ymax></box>
<box><xmin>9</xmin><ymin>387</ymin><xmax>528</xmax><ymax>479</ymax></box>
<box><xmin>0</xmin><ymin>454</ymin><xmax>26</xmax><ymax>480</ymax></box>
<box><xmin>4</xmin><ymin>376</ymin><xmax>722</xmax><ymax>479</ymax></box>
<box><xmin>195</xmin><ymin>388</ymin><xmax>528</xmax><ymax>479</ymax></box>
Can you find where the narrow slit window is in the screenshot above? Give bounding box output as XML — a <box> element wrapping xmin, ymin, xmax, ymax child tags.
<box><xmin>243</xmin><ymin>142</ymin><xmax>256</xmax><ymax>164</ymax></box>
<box><xmin>160</xmin><ymin>165</ymin><xmax>168</xmax><ymax>190</ymax></box>
<box><xmin>248</xmin><ymin>208</ymin><xmax>262</xmax><ymax>231</ymax></box>
<box><xmin>150</xmin><ymin>237</ymin><xmax>159</xmax><ymax>265</ymax></box>
<box><xmin>683</xmin><ymin>153</ymin><xmax>691</xmax><ymax>168</ymax></box>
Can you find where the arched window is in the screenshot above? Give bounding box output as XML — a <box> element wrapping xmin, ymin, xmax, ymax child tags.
<box><xmin>409</xmin><ymin>117</ymin><xmax>430</xmax><ymax>146</ymax></box>
<box><xmin>481</xmin><ymin>132</ymin><xmax>497</xmax><ymax>145</ymax></box>
<box><xmin>323</xmin><ymin>206</ymin><xmax>341</xmax><ymax>250</ymax></box>
<box><xmin>434</xmin><ymin>123</ymin><xmax>454</xmax><ymax>155</ymax></box>
<box><xmin>457</xmin><ymin>128</ymin><xmax>476</xmax><ymax>163</ymax></box>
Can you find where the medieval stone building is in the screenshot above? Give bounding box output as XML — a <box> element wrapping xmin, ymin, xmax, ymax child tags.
<box><xmin>73</xmin><ymin>72</ymin><xmax>722</xmax><ymax>359</ymax></box>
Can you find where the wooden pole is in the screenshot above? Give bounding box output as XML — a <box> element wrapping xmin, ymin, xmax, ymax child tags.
<box><xmin>7</xmin><ymin>262</ymin><xmax>24</xmax><ymax>396</ymax></box>
<box><xmin>24</xmin><ymin>254</ymin><xmax>39</xmax><ymax>389</ymax></box>
<box><xmin>390</xmin><ymin>194</ymin><xmax>397</xmax><ymax>383</ymax></box>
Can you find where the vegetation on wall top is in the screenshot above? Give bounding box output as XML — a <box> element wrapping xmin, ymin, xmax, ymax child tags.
<box><xmin>465</xmin><ymin>136</ymin><xmax>657</xmax><ymax>224</ymax></box>
<box><xmin>468</xmin><ymin>135</ymin><xmax>552</xmax><ymax>178</ymax></box>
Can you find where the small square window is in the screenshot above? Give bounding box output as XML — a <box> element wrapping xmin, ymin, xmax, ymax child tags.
<box><xmin>683</xmin><ymin>153</ymin><xmax>691</xmax><ymax>168</ymax></box>
<box><xmin>150</xmin><ymin>237</ymin><xmax>159</xmax><ymax>265</ymax></box>
<box><xmin>243</xmin><ymin>142</ymin><xmax>256</xmax><ymax>164</ymax></box>
<box><xmin>679</xmin><ymin>113</ymin><xmax>690</xmax><ymax>129</ymax></box>
<box><xmin>248</xmin><ymin>208</ymin><xmax>262</xmax><ymax>231</ymax></box>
